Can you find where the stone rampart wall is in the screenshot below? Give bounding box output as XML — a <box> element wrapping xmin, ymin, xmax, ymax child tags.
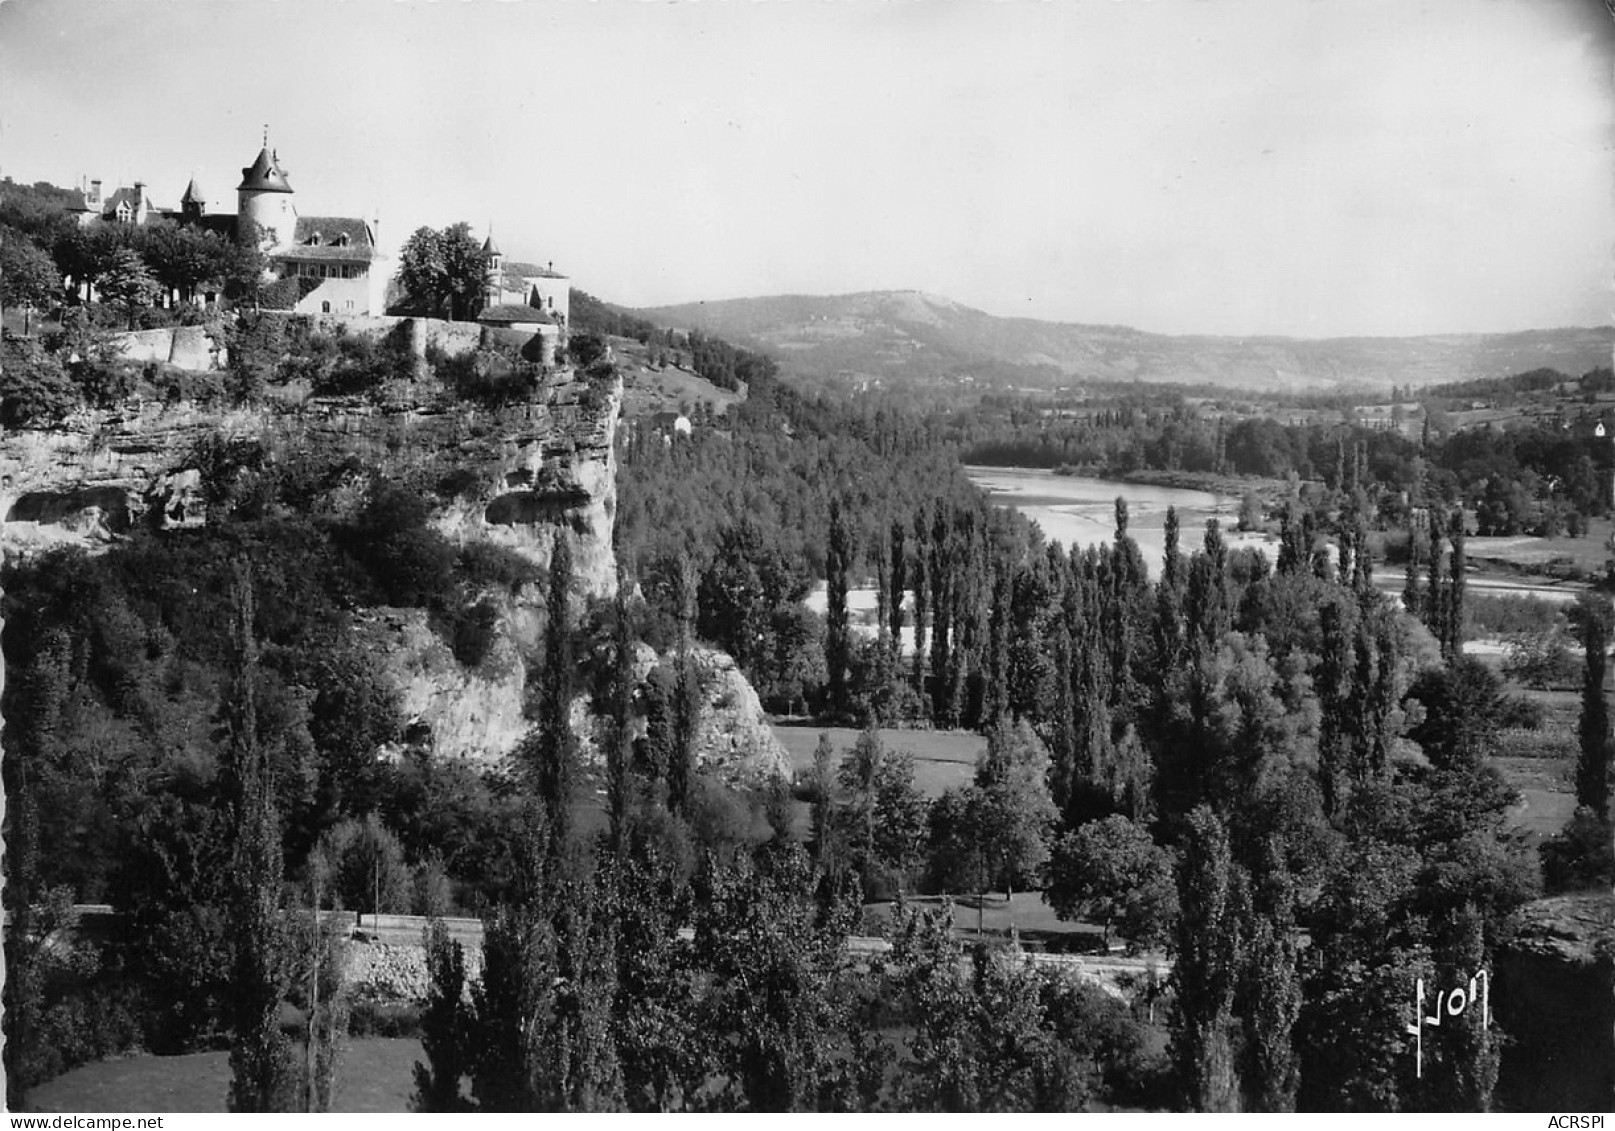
<box><xmin>106</xmin><ymin>313</ymin><xmax>551</xmax><ymax>376</ymax></box>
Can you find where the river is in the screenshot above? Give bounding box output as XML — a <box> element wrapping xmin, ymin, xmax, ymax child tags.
<box><xmin>966</xmin><ymin>466</ymin><xmax>1584</xmax><ymax>604</ymax></box>
<box><xmin>964</xmin><ymin>466</ymin><xmax>1273</xmax><ymax>580</ymax></box>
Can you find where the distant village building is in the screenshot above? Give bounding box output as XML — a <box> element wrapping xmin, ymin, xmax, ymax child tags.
<box><xmin>650</xmin><ymin>410</ymin><xmax>694</xmax><ymax>442</ymax></box>
<box><xmin>67</xmin><ymin>135</ymin><xmax>389</xmax><ymax>315</ymax></box>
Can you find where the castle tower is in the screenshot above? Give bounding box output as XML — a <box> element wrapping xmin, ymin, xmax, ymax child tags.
<box><xmin>482</xmin><ymin>228</ymin><xmax>504</xmax><ymax>310</ymax></box>
<box><xmin>236</xmin><ymin>131</ymin><xmax>296</xmax><ymax>249</ymax></box>
<box><xmin>180</xmin><ymin>175</ymin><xmax>206</xmax><ymax>222</ymax></box>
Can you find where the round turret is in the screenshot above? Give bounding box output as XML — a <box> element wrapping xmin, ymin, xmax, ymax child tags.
<box><xmin>237</xmin><ymin>141</ymin><xmax>296</xmax><ymax>248</ymax></box>
<box><xmin>180</xmin><ymin>175</ymin><xmax>206</xmax><ymax>221</ymax></box>
<box><xmin>482</xmin><ymin>230</ymin><xmax>504</xmax><ymax>308</ymax></box>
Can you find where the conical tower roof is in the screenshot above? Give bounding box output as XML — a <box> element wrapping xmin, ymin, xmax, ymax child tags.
<box><xmin>181</xmin><ymin>176</ymin><xmax>206</xmax><ymax>205</ymax></box>
<box><xmin>238</xmin><ymin>146</ymin><xmax>293</xmax><ymax>193</ymax></box>
<box><xmin>482</xmin><ymin>231</ymin><xmax>501</xmax><ymax>256</ymax></box>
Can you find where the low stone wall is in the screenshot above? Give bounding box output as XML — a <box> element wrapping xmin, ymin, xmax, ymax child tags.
<box><xmin>420</xmin><ymin>318</ymin><xmax>485</xmax><ymax>357</ymax></box>
<box><xmin>344</xmin><ymin>940</ymin><xmax>485</xmax><ymax>1004</ymax></box>
<box><xmin>107</xmin><ymin>326</ymin><xmax>228</xmax><ymax>370</ymax></box>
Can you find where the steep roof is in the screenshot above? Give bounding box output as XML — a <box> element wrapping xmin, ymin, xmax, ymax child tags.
<box><xmin>181</xmin><ymin>176</ymin><xmax>206</xmax><ymax>205</ymax></box>
<box><xmin>505</xmin><ymin>259</ymin><xmax>568</xmax><ymax>280</ymax></box>
<box><xmin>100</xmin><ymin>185</ymin><xmax>156</xmax><ymax>218</ymax></box>
<box><xmin>275</xmin><ymin>216</ymin><xmax>380</xmax><ymax>261</ymax></box>
<box><xmin>479</xmin><ymin>303</ymin><xmax>554</xmax><ymax>325</ymax></box>
<box><xmin>482</xmin><ymin>232</ymin><xmax>501</xmax><ymax>256</ymax></box>
<box><xmin>238</xmin><ymin>146</ymin><xmax>293</xmax><ymax>193</ymax></box>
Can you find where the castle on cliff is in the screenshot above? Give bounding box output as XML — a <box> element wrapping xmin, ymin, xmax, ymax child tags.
<box><xmin>71</xmin><ymin>134</ymin><xmax>388</xmax><ymax>317</ymax></box>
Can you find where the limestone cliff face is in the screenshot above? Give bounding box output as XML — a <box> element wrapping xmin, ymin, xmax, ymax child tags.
<box><xmin>0</xmin><ymin>374</ymin><xmax>621</xmax><ymax>601</ymax></box>
<box><xmin>0</xmin><ymin>371</ymin><xmax>789</xmax><ymax>784</ymax></box>
<box><xmin>0</xmin><ymin>372</ymin><xmax>621</xmax><ymax>763</ymax></box>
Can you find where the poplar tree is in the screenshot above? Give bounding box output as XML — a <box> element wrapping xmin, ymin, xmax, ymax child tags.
<box><xmin>928</xmin><ymin>508</ymin><xmax>955</xmax><ymax>723</ymax></box>
<box><xmin>1156</xmin><ymin>506</ymin><xmax>1185</xmax><ymax>670</ymax></box>
<box><xmin>889</xmin><ymin>518</ymin><xmax>908</xmax><ymax>653</ymax></box>
<box><xmin>826</xmin><ymin>498</ymin><xmax>853</xmax><ymax>719</ymax></box>
<box><xmin>607</xmin><ymin>582</ymin><xmax>637</xmax><ymax>855</ymax></box>
<box><xmin>808</xmin><ymin>733</ymin><xmax>840</xmax><ymax>874</ymax></box>
<box><xmin>1238</xmin><ymin>843</ymin><xmax>1301</xmax><ymax>1112</ymax></box>
<box><xmin>530</xmin><ymin>535</ymin><xmax>577</xmax><ymax>854</ymax></box>
<box><xmin>1426</xmin><ymin>526</ymin><xmax>1448</xmax><ymax>651</ymax></box>
<box><xmin>1576</xmin><ymin>594</ymin><xmax>1612</xmax><ymax>820</ymax></box>
<box><xmin>1048</xmin><ymin>624</ymin><xmax>1078</xmax><ymax>819</ymax></box>
<box><xmin>1317</xmin><ymin>600</ymin><xmax>1355</xmax><ymax>819</ymax></box>
<box><xmin>1418</xmin><ymin>905</ymin><xmax>1499</xmax><ymax>1112</ymax></box>
<box><xmin>910</xmin><ymin>504</ymin><xmax>930</xmax><ymax>703</ymax></box>
<box><xmin>984</xmin><ymin>561</ymin><xmax>1012</xmax><ymax>729</ymax></box>
<box><xmin>668</xmin><ymin>554</ymin><xmax>700</xmax><ymax>818</ymax></box>
<box><xmin>413</xmin><ymin>919</ymin><xmax>472</xmax><ymax>1111</ymax></box>
<box><xmin>471</xmin><ymin>805</ymin><xmax>624</xmax><ymax>1111</ymax></box>
<box><xmin>1170</xmin><ymin>805</ymin><xmax>1242</xmax><ymax>1112</ymax></box>
<box><xmin>223</xmin><ymin>560</ymin><xmax>296</xmax><ymax>1113</ymax></box>
<box><xmin>1403</xmin><ymin>513</ymin><xmax>1425</xmax><ymax>620</ymax></box>
<box><xmin>1446</xmin><ymin>508</ymin><xmax>1467</xmax><ymax>659</ymax></box>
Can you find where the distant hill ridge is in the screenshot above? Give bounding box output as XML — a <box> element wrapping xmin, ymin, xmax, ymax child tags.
<box><xmin>636</xmin><ymin>290</ymin><xmax>1613</xmax><ymax>394</ymax></box>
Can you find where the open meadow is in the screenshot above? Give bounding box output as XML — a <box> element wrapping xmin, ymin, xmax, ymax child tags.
<box><xmin>23</xmin><ymin>1039</ymin><xmax>425</xmax><ymax>1114</ymax></box>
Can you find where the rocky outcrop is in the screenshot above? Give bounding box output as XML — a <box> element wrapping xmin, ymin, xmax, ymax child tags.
<box><xmin>356</xmin><ymin>606</ymin><xmax>531</xmax><ymax>762</ymax></box>
<box><xmin>0</xmin><ymin>372</ymin><xmax>621</xmax><ymax>765</ymax></box>
<box><xmin>688</xmin><ymin>647</ymin><xmax>793</xmax><ymax>789</ymax></box>
<box><xmin>0</xmin><ymin>374</ymin><xmax>620</xmax><ymax>598</ymax></box>
<box><xmin>430</xmin><ymin>374</ymin><xmax>620</xmax><ymax>612</ymax></box>
<box><xmin>1494</xmin><ymin>892</ymin><xmax>1614</xmax><ymax>1110</ymax></box>
<box><xmin>568</xmin><ymin>644</ymin><xmax>791</xmax><ymax>791</ymax></box>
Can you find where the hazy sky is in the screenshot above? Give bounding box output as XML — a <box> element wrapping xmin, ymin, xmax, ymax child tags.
<box><xmin>2</xmin><ymin>0</ymin><xmax>1610</xmax><ymax>337</ymax></box>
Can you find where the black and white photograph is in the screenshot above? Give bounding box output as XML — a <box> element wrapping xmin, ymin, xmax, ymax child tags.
<box><xmin>0</xmin><ymin>0</ymin><xmax>1612</xmax><ymax>1117</ymax></box>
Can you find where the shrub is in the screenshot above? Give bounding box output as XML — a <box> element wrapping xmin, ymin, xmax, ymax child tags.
<box><xmin>345</xmin><ymin>480</ymin><xmax>458</xmax><ymax>608</ymax></box>
<box><xmin>150</xmin><ymin>365</ymin><xmax>227</xmax><ymax>406</ymax></box>
<box><xmin>459</xmin><ymin>542</ymin><xmax>542</xmax><ymax>594</ymax></box>
<box><xmin>258</xmin><ymin>275</ymin><xmax>321</xmax><ymax>312</ymax></box>
<box><xmin>1502</xmin><ymin>628</ymin><xmax>1577</xmax><ymax>689</ymax></box>
<box><xmin>69</xmin><ymin>357</ymin><xmax>139</xmax><ymax>408</ymax></box>
<box><xmin>224</xmin><ymin>311</ymin><xmax>292</xmax><ymax>401</ymax></box>
<box><xmin>568</xmin><ymin>331</ymin><xmax>608</xmax><ymax>368</ymax></box>
<box><xmin>1493</xmin><ymin>726</ymin><xmax>1577</xmax><ymax>761</ymax></box>
<box><xmin>0</xmin><ymin>340</ymin><xmax>78</xmax><ymax>427</ymax></box>
<box><xmin>448</xmin><ymin>599</ymin><xmax>501</xmax><ymax>668</ymax></box>
<box><xmin>347</xmin><ymin>1000</ymin><xmax>423</xmax><ymax>1039</ymax></box>
<box><xmin>1540</xmin><ymin>807</ymin><xmax>1615</xmax><ymax>892</ymax></box>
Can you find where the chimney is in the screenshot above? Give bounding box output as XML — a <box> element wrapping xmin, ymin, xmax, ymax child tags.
<box><xmin>89</xmin><ymin>179</ymin><xmax>102</xmax><ymax>204</ymax></box>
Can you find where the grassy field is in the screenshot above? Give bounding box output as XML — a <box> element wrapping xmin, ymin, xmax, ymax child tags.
<box><xmin>863</xmin><ymin>891</ymin><xmax>1109</xmax><ymax>953</ymax></box>
<box><xmin>771</xmin><ymin>724</ymin><xmax>984</xmax><ymax>800</ymax></box>
<box><xmin>614</xmin><ymin>336</ymin><xmax>745</xmax><ymax>420</ymax></box>
<box><xmin>1468</xmin><ymin>516</ymin><xmax>1615</xmax><ymax>577</ymax></box>
<box><xmin>1490</xmin><ymin>685</ymin><xmax>1581</xmax><ymax>843</ymax></box>
<box><xmin>23</xmin><ymin>1038</ymin><xmax>425</xmax><ymax>1114</ymax></box>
